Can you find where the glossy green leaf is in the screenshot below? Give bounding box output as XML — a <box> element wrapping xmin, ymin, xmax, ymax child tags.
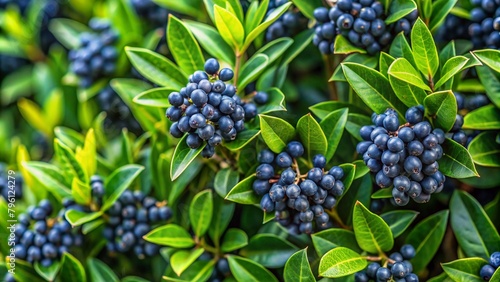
<box><xmin>144</xmin><ymin>224</ymin><xmax>195</xmax><ymax>248</ymax></box>
<box><xmin>442</xmin><ymin>258</ymin><xmax>487</xmax><ymax>282</ymax></box>
<box><xmin>256</xmin><ymin>38</ymin><xmax>293</xmax><ymax>65</ymax></box>
<box><xmin>133</xmin><ymin>87</ymin><xmax>176</xmax><ymax>108</ymax></box>
<box><xmin>435</xmin><ymin>56</ymin><xmax>469</xmax><ymax>89</ymax></box>
<box><xmin>71</xmin><ymin>177</ymin><xmax>90</xmax><ymax>205</ymax></box>
<box><xmin>468</xmin><ymin>131</ymin><xmax>500</xmax><ymax>167</ymax></box>
<box><xmin>22</xmin><ymin>162</ymin><xmax>71</xmax><ymax>199</ymax></box>
<box><xmin>238</xmin><ymin>54</ymin><xmax>269</xmax><ymax>90</ymax></box>
<box><xmin>170</xmin><ymin>134</ymin><xmax>206</xmax><ymax>180</ymax></box>
<box><xmin>163</xmin><ymin>260</ymin><xmax>215</xmax><ymax>281</ymax></box>
<box><xmin>319</xmin><ymin>247</ymin><xmax>367</xmax><ymax>278</ymax></box>
<box><xmin>290</xmin><ymin>0</ymin><xmax>322</xmax><ymax>19</ymax></box>
<box><xmin>389</xmin><ymin>75</ymin><xmax>427</xmax><ymax>108</ymax></box>
<box><xmin>257</xmin><ymin>88</ymin><xmax>286</xmax><ymax>114</ymax></box>
<box><xmin>65</xmin><ymin>210</ymin><xmax>102</xmax><ymax>226</ymax></box>
<box><xmin>476</xmin><ymin>65</ymin><xmax>500</xmax><ymax>108</ymax></box>
<box><xmin>167</xmin><ymin>16</ymin><xmax>205</xmax><ymax>75</ymax></box>
<box><xmin>379</xmin><ymin>52</ymin><xmax>395</xmax><ymax>77</ymax></box>
<box><xmin>371</xmin><ymin>188</ymin><xmax>393</xmax><ymax>199</ymax></box>
<box><xmin>463</xmin><ymin>105</ymin><xmax>500</xmax><ymax>130</ymax></box>
<box><xmin>154</xmin><ymin>0</ymin><xmax>203</xmax><ymax>17</ymax></box>
<box><xmin>184</xmin><ymin>20</ymin><xmax>235</xmax><ymax>65</ymax></box>
<box><xmin>170</xmin><ymin>249</ymin><xmax>204</xmax><ymax>276</ymax></box>
<box><xmin>342</xmin><ymin>63</ymin><xmax>406</xmax><ymax>119</ymax></box>
<box><xmin>88</xmin><ymin>258</ymin><xmax>119</xmax><ymax>282</ymax></box>
<box><xmin>59</xmin><ymin>253</ymin><xmax>86</xmax><ymax>282</ymax></box>
<box><xmin>189</xmin><ymin>190</ymin><xmax>213</xmax><ymax>237</ymax></box>
<box><xmin>406</xmin><ymin>210</ymin><xmax>449</xmax><ymax>273</ymax></box>
<box><xmin>440</xmin><ymin>138</ymin><xmax>479</xmax><ymax>178</ymax></box>
<box><xmin>221</xmin><ymin>228</ymin><xmax>249</xmax><ymax>252</ymax></box>
<box><xmin>284</xmin><ymin>249</ymin><xmax>315</xmax><ymax>282</ymax></box>
<box><xmin>423</xmin><ymin>90</ymin><xmax>457</xmax><ymax>132</ymax></box>
<box><xmin>281</xmin><ymin>29</ymin><xmax>314</xmax><ymax>65</ymax></box>
<box><xmin>102</xmin><ymin>165</ymin><xmax>144</xmax><ymax>211</ymax></box>
<box><xmin>334</xmin><ymin>34</ymin><xmax>366</xmax><ymax>54</ymax></box>
<box><xmin>353</xmin><ymin>201</ymin><xmax>394</xmax><ymax>254</ymax></box>
<box><xmin>214</xmin><ymin>168</ymin><xmax>240</xmax><ymax>198</ymax></box>
<box><xmin>389</xmin><ymin>33</ymin><xmax>416</xmax><ymax>66</ymax></box>
<box><xmin>312</xmin><ymin>229</ymin><xmax>362</xmax><ymax>257</ymax></box>
<box><xmin>54</xmin><ymin>139</ymin><xmax>86</xmax><ymax>183</ymax></box>
<box><xmin>388</xmin><ymin>58</ymin><xmax>431</xmax><ymax>91</ymax></box>
<box><xmin>244</xmin><ymin>0</ymin><xmax>268</xmax><ymax>33</ymax></box>
<box><xmin>297</xmin><ymin>113</ymin><xmax>327</xmax><ymax>161</ymax></box>
<box><xmin>332</xmin><ymin>54</ymin><xmax>379</xmax><ymax>81</ymax></box>
<box><xmin>385</xmin><ymin>0</ymin><xmax>417</xmax><ymax>24</ymax></box>
<box><xmin>260</xmin><ymin>114</ymin><xmax>295</xmax><ymax>153</ymax></box>
<box><xmin>240</xmin><ymin>234</ymin><xmax>299</xmax><ymax>268</ymax></box>
<box><xmin>225</xmin><ymin>174</ymin><xmax>260</xmax><ymax>205</ymax></box>
<box><xmin>380</xmin><ymin>210</ymin><xmax>419</xmax><ymax>238</ymax></box>
<box><xmin>214</xmin><ymin>5</ymin><xmax>244</xmax><ymax>50</ymax></box>
<box><xmin>125</xmin><ymin>47</ymin><xmax>186</xmax><ymax>88</ymax></box>
<box><xmin>34</xmin><ymin>261</ymin><xmax>60</xmax><ymax>281</ymax></box>
<box><xmin>310</xmin><ymin>101</ymin><xmax>369</xmax><ymax>120</ymax></box>
<box><xmin>208</xmin><ymin>199</ymin><xmax>235</xmax><ymax>243</ymax></box>
<box><xmin>429</xmin><ymin>0</ymin><xmax>458</xmax><ymax>31</ymax></box>
<box><xmin>320</xmin><ymin>108</ymin><xmax>348</xmax><ymax>162</ymax></box>
<box><xmin>227</xmin><ymin>255</ymin><xmax>278</xmax><ymax>282</ymax></box>
<box><xmin>473</xmin><ymin>49</ymin><xmax>500</xmax><ymax>73</ymax></box>
<box><xmin>450</xmin><ymin>190</ymin><xmax>500</xmax><ymax>259</ymax></box>
<box><xmin>48</xmin><ymin>18</ymin><xmax>89</xmax><ymax>49</ymax></box>
<box><xmin>411</xmin><ymin>18</ymin><xmax>439</xmax><ymax>77</ymax></box>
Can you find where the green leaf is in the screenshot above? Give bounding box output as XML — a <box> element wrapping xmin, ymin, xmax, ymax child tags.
<box><xmin>34</xmin><ymin>261</ymin><xmax>60</xmax><ymax>281</ymax></box>
<box><xmin>184</xmin><ymin>20</ymin><xmax>235</xmax><ymax>65</ymax></box>
<box><xmin>214</xmin><ymin>168</ymin><xmax>240</xmax><ymax>198</ymax></box>
<box><xmin>318</xmin><ymin>247</ymin><xmax>367</xmax><ymax>278</ymax></box>
<box><xmin>435</xmin><ymin>56</ymin><xmax>469</xmax><ymax>89</ymax></box>
<box><xmin>238</xmin><ymin>54</ymin><xmax>269</xmax><ymax>90</ymax></box>
<box><xmin>125</xmin><ymin>47</ymin><xmax>186</xmax><ymax>88</ymax></box>
<box><xmin>170</xmin><ymin>249</ymin><xmax>204</xmax><ymax>276</ymax></box>
<box><xmin>312</xmin><ymin>229</ymin><xmax>362</xmax><ymax>257</ymax></box>
<box><xmin>244</xmin><ymin>0</ymin><xmax>268</xmax><ymax>33</ymax></box>
<box><xmin>170</xmin><ymin>134</ymin><xmax>206</xmax><ymax>180</ymax></box>
<box><xmin>468</xmin><ymin>131</ymin><xmax>500</xmax><ymax>167</ymax></box>
<box><xmin>380</xmin><ymin>210</ymin><xmax>419</xmax><ymax>238</ymax></box>
<box><xmin>440</xmin><ymin>138</ymin><xmax>479</xmax><ymax>178</ymax></box>
<box><xmin>353</xmin><ymin>201</ymin><xmax>394</xmax><ymax>254</ymax></box>
<box><xmin>54</xmin><ymin>127</ymin><xmax>85</xmax><ymax>149</ymax></box>
<box><xmin>221</xmin><ymin>228</ymin><xmax>249</xmax><ymax>252</ymax></box>
<box><xmin>227</xmin><ymin>255</ymin><xmax>278</xmax><ymax>282</ymax></box>
<box><xmin>290</xmin><ymin>0</ymin><xmax>322</xmax><ymax>19</ymax></box>
<box><xmin>332</xmin><ymin>54</ymin><xmax>379</xmax><ymax>81</ymax></box>
<box><xmin>389</xmin><ymin>33</ymin><xmax>416</xmax><ymax>67</ymax></box>
<box><xmin>163</xmin><ymin>260</ymin><xmax>215</xmax><ymax>281</ymax></box>
<box><xmin>473</xmin><ymin>49</ymin><xmax>500</xmax><ymax>73</ymax></box>
<box><xmin>429</xmin><ymin>0</ymin><xmax>458</xmax><ymax>31</ymax></box>
<box><xmin>133</xmin><ymin>87</ymin><xmax>176</xmax><ymax>108</ymax></box>
<box><xmin>154</xmin><ymin>0</ymin><xmax>203</xmax><ymax>17</ymax></box>
<box><xmin>240</xmin><ymin>234</ymin><xmax>299</xmax><ymax>268</ymax></box>
<box><xmin>371</xmin><ymin>188</ymin><xmax>393</xmax><ymax>199</ymax></box>
<box><xmin>259</xmin><ymin>114</ymin><xmax>296</xmax><ymax>153</ymax></box>
<box><xmin>242</xmin><ymin>2</ymin><xmax>292</xmax><ymax>51</ymax></box>
<box><xmin>284</xmin><ymin>249</ymin><xmax>315</xmax><ymax>282</ymax></box>
<box><xmin>297</xmin><ymin>113</ymin><xmax>328</xmax><ymax>161</ymax></box>
<box><xmin>214</xmin><ymin>5</ymin><xmax>244</xmax><ymax>51</ymax></box>
<box><xmin>22</xmin><ymin>162</ymin><xmax>71</xmax><ymax>199</ymax></box>
<box><xmin>442</xmin><ymin>258</ymin><xmax>488</xmax><ymax>282</ymax></box>
<box><xmin>65</xmin><ymin>210</ymin><xmax>102</xmax><ymax>226</ymax></box>
<box><xmin>388</xmin><ymin>58</ymin><xmax>431</xmax><ymax>91</ymax></box>
<box><xmin>208</xmin><ymin>198</ymin><xmax>235</xmax><ymax>243</ymax></box>
<box><xmin>48</xmin><ymin>18</ymin><xmax>89</xmax><ymax>49</ymax></box>
<box><xmin>476</xmin><ymin>65</ymin><xmax>500</xmax><ymax>108</ymax></box>
<box><xmin>385</xmin><ymin>0</ymin><xmax>417</xmax><ymax>24</ymax></box>
<box><xmin>388</xmin><ymin>75</ymin><xmax>427</xmax><ymax>108</ymax></box>
<box><xmin>334</xmin><ymin>35</ymin><xmax>366</xmax><ymax>54</ymax></box>
<box><xmin>423</xmin><ymin>90</ymin><xmax>457</xmax><ymax>132</ymax></box>
<box><xmin>54</xmin><ymin>139</ymin><xmax>87</xmax><ymax>183</ymax></box>
<box><xmin>144</xmin><ymin>224</ymin><xmax>195</xmax><ymax>248</ymax></box>
<box><xmin>167</xmin><ymin>16</ymin><xmax>205</xmax><ymax>75</ymax></box>
<box><xmin>59</xmin><ymin>253</ymin><xmax>86</xmax><ymax>282</ymax></box>
<box><xmin>189</xmin><ymin>190</ymin><xmax>214</xmax><ymax>237</ymax></box>
<box><xmin>281</xmin><ymin>29</ymin><xmax>314</xmax><ymax>65</ymax></box>
<box><xmin>463</xmin><ymin>105</ymin><xmax>500</xmax><ymax>130</ymax></box>
<box><xmin>379</xmin><ymin>52</ymin><xmax>395</xmax><ymax>77</ymax></box>
<box><xmin>257</xmin><ymin>88</ymin><xmax>286</xmax><ymax>115</ymax></box>
<box><xmin>406</xmin><ymin>210</ymin><xmax>449</xmax><ymax>273</ymax></box>
<box><xmin>256</xmin><ymin>37</ymin><xmax>293</xmax><ymax>65</ymax></box>
<box><xmin>225</xmin><ymin>174</ymin><xmax>260</xmax><ymax>205</ymax></box>
<box><xmin>310</xmin><ymin>101</ymin><xmax>370</xmax><ymax>119</ymax></box>
<box><xmin>88</xmin><ymin>258</ymin><xmax>119</xmax><ymax>282</ymax></box>
<box><xmin>450</xmin><ymin>190</ymin><xmax>500</xmax><ymax>259</ymax></box>
<box><xmin>342</xmin><ymin>63</ymin><xmax>406</xmax><ymax>119</ymax></box>
<box><xmin>320</xmin><ymin>108</ymin><xmax>348</xmax><ymax>162</ymax></box>
<box><xmin>71</xmin><ymin>178</ymin><xmax>90</xmax><ymax>205</ymax></box>
<box><xmin>225</xmin><ymin>129</ymin><xmax>260</xmax><ymax>151</ymax></box>
<box><xmin>411</xmin><ymin>18</ymin><xmax>439</xmax><ymax>77</ymax></box>
<box><xmin>101</xmin><ymin>165</ymin><xmax>144</xmax><ymax>211</ymax></box>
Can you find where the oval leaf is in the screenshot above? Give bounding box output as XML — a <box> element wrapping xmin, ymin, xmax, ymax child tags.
<box><xmin>439</xmin><ymin>138</ymin><xmax>479</xmax><ymax>178</ymax></box>
<box><xmin>221</xmin><ymin>228</ymin><xmax>249</xmax><ymax>253</ymax></box>
<box><xmin>170</xmin><ymin>134</ymin><xmax>206</xmax><ymax>180</ymax></box>
<box><xmin>442</xmin><ymin>258</ymin><xmax>488</xmax><ymax>282</ymax></box>
<box><xmin>463</xmin><ymin>105</ymin><xmax>500</xmax><ymax>130</ymax></box>
<box><xmin>411</xmin><ymin>18</ymin><xmax>439</xmax><ymax>77</ymax></box>
<box><xmin>227</xmin><ymin>255</ymin><xmax>278</xmax><ymax>282</ymax></box>
<box><xmin>260</xmin><ymin>114</ymin><xmax>296</xmax><ymax>153</ymax></box>
<box><xmin>189</xmin><ymin>190</ymin><xmax>214</xmax><ymax>237</ymax></box>
<box><xmin>468</xmin><ymin>131</ymin><xmax>500</xmax><ymax>167</ymax></box>
<box><xmin>240</xmin><ymin>234</ymin><xmax>299</xmax><ymax>268</ymax></box>
<box><xmin>320</xmin><ymin>108</ymin><xmax>348</xmax><ymax>162</ymax></box>
<box><xmin>424</xmin><ymin>90</ymin><xmax>457</xmax><ymax>132</ymax></box>
<box><xmin>167</xmin><ymin>15</ymin><xmax>205</xmax><ymax>75</ymax></box>
<box><xmin>353</xmin><ymin>201</ymin><xmax>394</xmax><ymax>254</ymax></box>
<box><xmin>319</xmin><ymin>247</ymin><xmax>367</xmax><ymax>278</ymax></box>
<box><xmin>225</xmin><ymin>174</ymin><xmax>260</xmax><ymax>205</ymax></box>
<box><xmin>144</xmin><ymin>224</ymin><xmax>195</xmax><ymax>248</ymax></box>
<box><xmin>297</xmin><ymin>113</ymin><xmax>328</xmax><ymax>161</ymax></box>
<box><xmin>381</xmin><ymin>210</ymin><xmax>419</xmax><ymax>238</ymax></box>
<box><xmin>284</xmin><ymin>249</ymin><xmax>315</xmax><ymax>282</ymax></box>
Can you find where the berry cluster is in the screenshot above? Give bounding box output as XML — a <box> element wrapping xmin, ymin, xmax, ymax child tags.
<box><xmin>468</xmin><ymin>0</ymin><xmax>500</xmax><ymax>49</ymax></box>
<box><xmin>312</xmin><ymin>0</ymin><xmax>418</xmax><ymax>55</ymax></box>
<box><xmin>355</xmin><ymin>245</ymin><xmax>419</xmax><ymax>282</ymax></box>
<box><xmin>131</xmin><ymin>0</ymin><xmax>169</xmax><ymax>28</ymax></box>
<box><xmin>39</xmin><ymin>0</ymin><xmax>61</xmax><ymax>53</ymax></box>
<box><xmin>436</xmin><ymin>14</ymin><xmax>471</xmax><ymax>43</ymax></box>
<box><xmin>253</xmin><ymin>141</ymin><xmax>346</xmax><ymax>234</ymax></box>
<box><xmin>97</xmin><ymin>86</ymin><xmax>143</xmax><ymax>136</ymax></box>
<box><xmin>0</xmin><ymin>165</ymin><xmax>23</xmax><ymax>200</ymax></box>
<box><xmin>480</xmin><ymin>252</ymin><xmax>500</xmax><ymax>281</ymax></box>
<box><xmin>265</xmin><ymin>0</ymin><xmax>308</xmax><ymax>41</ymax></box>
<box><xmin>167</xmin><ymin>58</ymin><xmax>262</xmax><ymax>158</ymax></box>
<box><xmin>356</xmin><ymin>106</ymin><xmax>446</xmax><ymax>205</ymax></box>
<box><xmin>68</xmin><ymin>18</ymin><xmax>119</xmax><ymax>88</ymax></box>
<box><xmin>450</xmin><ymin>92</ymin><xmax>490</xmax><ymax>147</ymax></box>
<box><xmin>103</xmin><ymin>188</ymin><xmax>172</xmax><ymax>258</ymax></box>
<box><xmin>13</xmin><ymin>200</ymin><xmax>83</xmax><ymax>267</ymax></box>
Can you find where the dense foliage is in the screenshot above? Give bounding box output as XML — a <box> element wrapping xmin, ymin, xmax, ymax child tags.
<box><xmin>1</xmin><ymin>0</ymin><xmax>500</xmax><ymax>281</ymax></box>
